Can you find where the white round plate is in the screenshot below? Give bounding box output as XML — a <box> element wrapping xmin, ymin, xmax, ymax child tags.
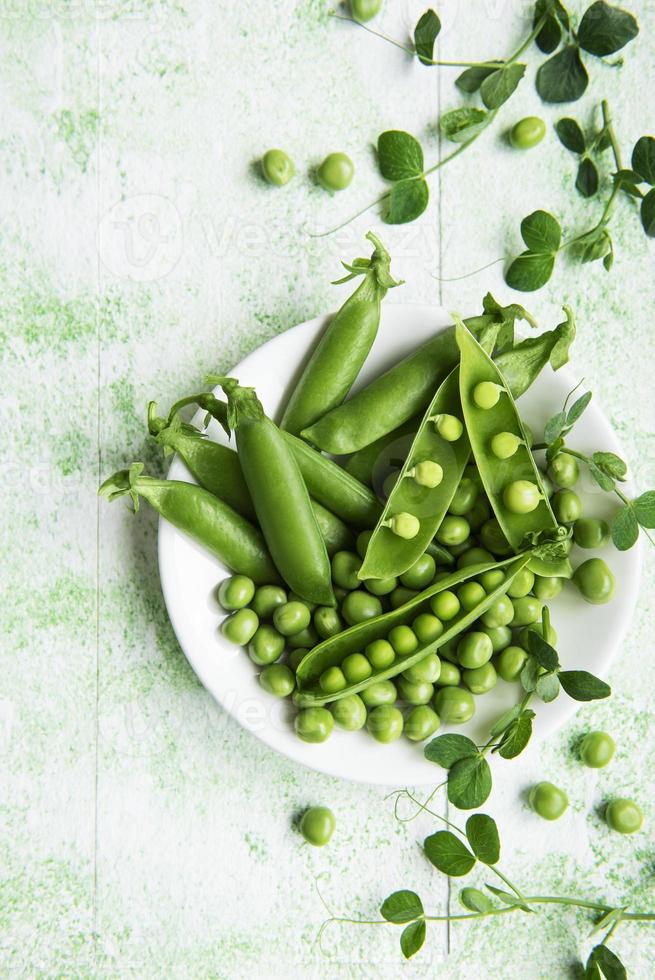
<box><xmin>159</xmin><ymin>304</ymin><xmax>641</xmax><ymax>785</ymax></box>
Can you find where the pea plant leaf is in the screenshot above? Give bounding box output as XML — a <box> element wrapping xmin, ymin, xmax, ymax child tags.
<box><xmin>455</xmin><ymin>64</ymin><xmax>497</xmax><ymax>93</ymax></box>
<box><xmin>567</xmin><ymin>390</ymin><xmax>592</xmax><ymax>424</ymax></box>
<box><xmin>520</xmin><ymin>210</ymin><xmax>562</xmax><ymax>252</ymax></box>
<box><xmin>424</xmin><ymin>830</ymin><xmax>476</xmax><ymax>876</ymax></box>
<box><xmin>480</xmin><ymin>63</ymin><xmax>526</xmax><ymax>110</ymax></box>
<box><xmin>400</xmin><ymin>918</ymin><xmax>426</xmax><ymax>959</ymax></box>
<box><xmin>534</xmin><ymin>0</ymin><xmax>566</xmax><ymax>53</ymax></box>
<box><xmin>448</xmin><ymin>755</ymin><xmax>492</xmax><ymax>810</ymax></box>
<box><xmin>640</xmin><ymin>188</ymin><xmax>655</xmax><ymax>237</ymax></box>
<box><xmin>424</xmin><ymin>733</ymin><xmax>479</xmax><ymax>768</ymax></box>
<box><xmin>585</xmin><ymin>943</ymin><xmax>627</xmax><ymax>980</ymax></box>
<box><xmin>526</xmin><ymin>630</ymin><xmax>560</xmax><ymax>671</ymax></box>
<box><xmin>633</xmin><ymin>490</ymin><xmax>655</xmax><ymax>527</ymax></box>
<box><xmin>497</xmin><ymin>710</ymin><xmax>535</xmax><ymax>759</ymax></box>
<box><xmin>536</xmin><ymin>45</ymin><xmax>588</xmax><ymax>103</ymax></box>
<box><xmin>578</xmin><ymin>1</ymin><xmax>639</xmax><ymax>57</ymax></box>
<box><xmin>520</xmin><ymin>657</ymin><xmax>541</xmax><ymax>693</ymax></box>
<box><xmin>536</xmin><ymin>671</ymin><xmax>561</xmax><ymax>702</ymax></box>
<box><xmin>576</xmin><ymin>158</ymin><xmax>599</xmax><ymax>197</ymax></box>
<box><xmin>544</xmin><ymin>410</ymin><xmax>566</xmax><ymax>444</ymax></box>
<box><xmin>459</xmin><ymin>887</ymin><xmax>493</xmax><ymax>913</ymax></box>
<box><xmin>592</xmin><ymin>451</ymin><xmax>627</xmax><ymax>480</ymax></box>
<box><xmin>465</xmin><ymin>813</ymin><xmax>500</xmax><ymax>865</ymax></box>
<box><xmin>610</xmin><ymin>504</ymin><xmax>639</xmax><ymax>550</ymax></box>
<box><xmin>556</xmin><ymin>117</ymin><xmax>586</xmax><ymax>154</ymax></box>
<box><xmin>440</xmin><ymin>107</ymin><xmax>489</xmax><ymax>144</ymax></box>
<box><xmin>380</xmin><ymin>890</ymin><xmax>424</xmax><ymax>924</ymax></box>
<box><xmin>505</xmin><ymin>252</ymin><xmax>555</xmax><ymax>291</ymax></box>
<box><xmin>613</xmin><ymin>168</ymin><xmax>644</xmax><ymax>197</ymax></box>
<box><xmin>414</xmin><ymin>8</ymin><xmax>441</xmax><ymax>66</ymax></box>
<box><xmin>384</xmin><ymin>178</ymin><xmax>429</xmax><ymax>224</ymax></box>
<box><xmin>377</xmin><ymin>131</ymin><xmax>424</xmax><ymax>181</ymax></box>
<box><xmin>588</xmin><ymin>461</ymin><xmax>616</xmax><ymax>492</ymax></box>
<box><xmin>558</xmin><ymin>669</ymin><xmax>611</xmax><ymax>701</ymax></box>
<box><xmin>632</xmin><ymin>136</ymin><xmax>655</xmax><ymax>185</ymax></box>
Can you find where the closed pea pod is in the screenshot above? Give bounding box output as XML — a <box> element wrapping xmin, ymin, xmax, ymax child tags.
<box><xmin>455</xmin><ymin>318</ymin><xmax>560</xmax><ymax>554</ymax></box>
<box><xmin>99</xmin><ymin>463</ymin><xmax>280</xmax><ymax>584</ymax></box>
<box><xmin>281</xmin><ymin>231</ymin><xmax>401</xmax><ymax>435</ymax></box>
<box><xmin>208</xmin><ymin>377</ymin><xmax>335</xmax><ymax>606</ymax></box>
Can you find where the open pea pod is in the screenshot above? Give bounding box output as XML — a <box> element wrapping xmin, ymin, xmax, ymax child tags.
<box><xmin>456</xmin><ymin>318</ymin><xmax>560</xmax><ymax>553</ymax></box>
<box><xmin>357</xmin><ymin>366</ymin><xmax>470</xmax><ymax>581</ymax></box>
<box><xmin>295</xmin><ymin>554</ymin><xmax>530</xmax><ymax>706</ymax></box>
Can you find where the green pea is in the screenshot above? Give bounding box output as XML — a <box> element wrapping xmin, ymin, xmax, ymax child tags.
<box><xmin>317</xmin><ymin>151</ymin><xmax>354</xmax><ymax>191</ymax></box>
<box><xmin>295</xmin><ymin>707</ymin><xmax>334</xmax><ymax>743</ymax></box>
<box><xmin>436</xmin><ymin>515</ymin><xmax>470</xmax><ymax>547</ymax></box>
<box><xmin>552</xmin><ymin>489</ymin><xmax>583</xmax><ymax>524</ymax></box>
<box><xmin>386</xmin><ymin>512</ymin><xmax>420</xmax><ymax>540</ymax></box>
<box><xmin>273</xmin><ymin>601</ymin><xmax>312</xmax><ymax>637</ymax></box>
<box><xmin>331</xmin><ymin>550</ymin><xmax>362</xmax><ymax>590</ymax></box>
<box><xmin>365</xmin><ymin>575</ymin><xmax>398</xmax><ymax>596</ymax></box>
<box><xmin>407</xmin><ymin>460</ymin><xmax>443</xmax><ymax>488</ymax></box>
<box><xmin>299</xmin><ymin>806</ymin><xmax>335</xmax><ymax>846</ymax></box>
<box><xmin>397</xmin><ymin>676</ymin><xmax>434</xmax><ymax>705</ymax></box>
<box><xmin>529</xmin><ymin>782</ymin><xmax>568</xmax><ymax>821</ymax></box>
<box><xmin>462</xmin><ymin>661</ymin><xmax>497</xmax><ymax>695</ymax></box>
<box><xmin>400</xmin><ymin>553</ymin><xmax>436</xmax><ymax>589</ymax></box>
<box><xmin>365</xmin><ymin>638</ymin><xmax>396</xmax><ymax>670</ymax></box>
<box><xmin>366</xmin><ymin>704</ymin><xmax>404</xmax><ymax>743</ymax></box>
<box><xmin>573</xmin><ymin>517</ymin><xmax>610</xmax><ymax>549</ymax></box>
<box><xmin>412</xmin><ymin>614</ymin><xmax>443</xmax><ymax>646</ymax></box>
<box><xmin>405</xmin><ymin>705</ymin><xmax>440</xmax><ymax>742</ymax></box>
<box><xmin>480</xmin><ymin>518</ymin><xmax>513</xmax><ymax>556</ymax></box>
<box><xmin>341</xmin><ymin>652</ymin><xmax>373</xmax><ymax>684</ymax></box>
<box><xmin>287</xmin><ymin>647</ymin><xmax>308</xmax><ymax>671</ymax></box>
<box><xmin>509</xmin><ymin>116</ymin><xmax>546</xmax><ymax>149</ymax></box>
<box><xmin>221</xmin><ymin>608</ymin><xmax>259</xmax><ymax>645</ymax></box>
<box><xmin>261</xmin><ymin>148</ymin><xmax>295</xmax><ymax>186</ymax></box>
<box><xmin>430</xmin><ymin>590</ymin><xmax>460</xmax><ymax>621</ymax></box>
<box><xmin>433</xmin><ymin>413</ymin><xmax>463</xmax><ymax>442</ymax></box>
<box><xmin>314</xmin><ymin>606</ymin><xmax>344</xmax><ymax>640</ymax></box>
<box><xmin>519</xmin><ymin>621</ymin><xmax>558</xmax><ymax>651</ymax></box>
<box><xmin>496</xmin><ymin>645</ymin><xmax>528</xmax><ymax>682</ymax></box>
<box><xmin>360</xmin><ymin>680</ymin><xmax>397</xmax><ymax>707</ymax></box>
<box><xmin>389</xmin><ymin>586</ymin><xmax>419</xmax><ymax>609</ymax></box>
<box><xmin>248</xmin><ymin>624</ymin><xmax>285</xmax><ymax>665</ymax></box>
<box><xmin>473</xmin><ymin>381</ymin><xmax>503</xmax><ymax>409</ymax></box>
<box><xmin>351</xmin><ymin>0</ymin><xmax>382</xmax><ymax>22</ymax></box>
<box><xmin>435</xmin><ymin>661</ymin><xmax>461</xmax><ymax>686</ymax></box>
<box><xmin>331</xmin><ymin>694</ymin><xmax>367</xmax><ymax>731</ymax></box>
<box><xmin>259</xmin><ymin>663</ymin><xmax>295</xmax><ymax>697</ymax></box>
<box><xmin>579</xmin><ymin>731</ymin><xmax>615</xmax><ymax>768</ymax></box>
<box><xmin>465</xmin><ymin>497</ymin><xmax>491</xmax><ymax>532</ymax></box>
<box><xmin>342</xmin><ymin>590</ymin><xmax>383</xmax><ymax>625</ymax></box>
<box><xmin>457</xmin><ymin>581</ymin><xmax>486</xmax><ymax>612</ymax></box>
<box><xmin>388</xmin><ymin>624</ymin><xmax>418</xmax><ymax>656</ymax></box>
<box><xmin>490</xmin><ymin>431</ymin><xmax>522</xmax><ymax>460</ymax></box>
<box><xmin>605</xmin><ymin>798</ymin><xmax>644</xmax><ymax>834</ymax></box>
<box><xmin>507</xmin><ymin>568</ymin><xmax>535</xmax><ymax>598</ymax></box>
<box><xmin>479</xmin><ymin>568</ymin><xmax>506</xmax><ymax>592</ymax></box>
<box><xmin>434</xmin><ymin>686</ymin><xmax>475</xmax><ymax>724</ymax></box>
<box><xmin>403</xmin><ymin>651</ymin><xmax>441</xmax><ymax>684</ymax></box>
<box><xmin>288</xmin><ymin>625</ymin><xmax>319</xmax><ymax>650</ymax></box>
<box><xmin>481</xmin><ymin>594</ymin><xmax>514</xmax><ymax>629</ymax></box>
<box><xmin>356</xmin><ymin>529</ymin><xmax>373</xmax><ymax>559</ymax></box>
<box><xmin>457</xmin><ymin>631</ymin><xmax>493</xmax><ymax>669</ymax></box>
<box><xmin>319</xmin><ymin>666</ymin><xmax>347</xmax><ymax>695</ymax></box>
<box><xmin>217</xmin><ymin>574</ymin><xmax>255</xmax><ymax>611</ymax></box>
<box><xmin>503</xmin><ymin>479</ymin><xmax>541</xmax><ymax>514</ymax></box>
<box><xmin>532</xmin><ymin>575</ymin><xmax>563</xmax><ymax>600</ymax></box>
<box><xmin>448</xmin><ymin>477</ymin><xmax>479</xmax><ymax>516</ymax></box>
<box><xmin>510</xmin><ymin>595</ymin><xmax>543</xmax><ymax>627</ymax></box>
<box><xmin>573</xmin><ymin>558</ymin><xmax>616</xmax><ymax>605</ymax></box>
<box><xmin>334</xmin><ymin>587</ymin><xmax>348</xmax><ymax>602</ymax></box>
<box><xmin>480</xmin><ymin>625</ymin><xmax>512</xmax><ymax>653</ymax></box>
<box><xmin>457</xmin><ymin>547</ymin><xmax>494</xmax><ymax>569</ymax></box>
<box><xmin>549</xmin><ymin>452</ymin><xmax>580</xmax><ymax>488</ymax></box>
<box><xmin>439</xmin><ymin>638</ymin><xmax>459</xmax><ymax>664</ymax></box>
<box><xmin>251</xmin><ymin>584</ymin><xmax>287</xmax><ymax>619</ymax></box>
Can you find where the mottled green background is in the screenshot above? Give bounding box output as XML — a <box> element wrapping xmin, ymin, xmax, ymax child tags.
<box><xmin>1</xmin><ymin>1</ymin><xmax>654</xmax><ymax>976</ymax></box>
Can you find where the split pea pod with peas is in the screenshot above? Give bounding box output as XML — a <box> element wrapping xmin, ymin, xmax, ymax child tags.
<box><xmin>208</xmin><ymin>377</ymin><xmax>335</xmax><ymax>607</ymax></box>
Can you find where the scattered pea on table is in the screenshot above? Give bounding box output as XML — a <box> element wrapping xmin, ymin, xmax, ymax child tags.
<box><xmin>529</xmin><ymin>782</ymin><xmax>569</xmax><ymax>820</ymax></box>
<box><xmin>580</xmin><ymin>731</ymin><xmax>616</xmax><ymax>768</ymax></box>
<box><xmin>605</xmin><ymin>798</ymin><xmax>644</xmax><ymax>834</ymax></box>
<box><xmin>317</xmin><ymin>152</ymin><xmax>354</xmax><ymax>191</ymax></box>
<box><xmin>261</xmin><ymin>148</ymin><xmax>295</xmax><ymax>186</ymax></box>
<box><xmin>509</xmin><ymin>116</ymin><xmax>546</xmax><ymax>149</ymax></box>
<box><xmin>299</xmin><ymin>806</ymin><xmax>336</xmax><ymax>846</ymax></box>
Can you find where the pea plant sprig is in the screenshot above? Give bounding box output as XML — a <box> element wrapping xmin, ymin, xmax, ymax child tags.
<box><xmin>318</xmin><ymin>2</ymin><xmax>639</xmax><ymax>233</ymax></box>
<box><xmin>318</xmin><ymin>805</ymin><xmax>655</xmax><ymax>969</ymax></box>
<box><xmin>537</xmin><ymin>385</ymin><xmax>655</xmax><ymax>550</ymax></box>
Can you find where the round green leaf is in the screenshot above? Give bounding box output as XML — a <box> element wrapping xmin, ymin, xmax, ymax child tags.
<box><xmin>424</xmin><ymin>733</ymin><xmax>479</xmax><ymax>768</ymax></box>
<box><xmin>455</xmin><ymin>65</ymin><xmax>497</xmax><ymax>93</ymax></box>
<box><xmin>578</xmin><ymin>1</ymin><xmax>639</xmax><ymax>57</ymax></box>
<box><xmin>377</xmin><ymin>131</ymin><xmax>424</xmax><ymax>181</ymax></box>
<box><xmin>610</xmin><ymin>505</ymin><xmax>639</xmax><ymax>550</ymax></box>
<box><xmin>480</xmin><ymin>63</ymin><xmax>526</xmax><ymax>109</ymax></box>
<box><xmin>536</xmin><ymin>46</ymin><xmax>588</xmax><ymax>103</ymax></box>
<box><xmin>505</xmin><ymin>252</ymin><xmax>555</xmax><ymax>292</ymax></box>
<box><xmin>459</xmin><ymin>887</ymin><xmax>493</xmax><ymax>913</ymax></box>
<box><xmin>439</xmin><ymin>107</ymin><xmax>489</xmax><ymax>144</ymax></box>
<box><xmin>576</xmin><ymin>158</ymin><xmax>599</xmax><ymax>198</ymax></box>
<box><xmin>380</xmin><ymin>890</ymin><xmax>424</xmax><ymax>924</ymax></box>
<box><xmin>640</xmin><ymin>188</ymin><xmax>655</xmax><ymax>237</ymax></box>
<box><xmin>465</xmin><ymin>813</ymin><xmax>500</xmax><ymax>864</ymax></box>
<box><xmin>555</xmin><ymin>117</ymin><xmax>586</xmax><ymax>154</ymax></box>
<box><xmin>414</xmin><ymin>9</ymin><xmax>441</xmax><ymax>66</ymax></box>
<box><xmin>384</xmin><ymin>178</ymin><xmax>429</xmax><ymax>225</ymax></box>
<box><xmin>633</xmin><ymin>490</ymin><xmax>655</xmax><ymax>528</ymax></box>
<box><xmin>520</xmin><ymin>210</ymin><xmax>562</xmax><ymax>252</ymax></box>
<box><xmin>558</xmin><ymin>669</ymin><xmax>611</xmax><ymax>701</ymax></box>
<box><xmin>536</xmin><ymin>671</ymin><xmax>561</xmax><ymax>702</ymax></box>
<box><xmin>424</xmin><ymin>830</ymin><xmax>476</xmax><ymax>876</ymax></box>
<box><xmin>498</xmin><ymin>710</ymin><xmax>535</xmax><ymax>759</ymax></box>
<box><xmin>400</xmin><ymin>918</ymin><xmax>426</xmax><ymax>959</ymax></box>
<box><xmin>448</xmin><ymin>756</ymin><xmax>492</xmax><ymax>810</ymax></box>
<box><xmin>632</xmin><ymin>136</ymin><xmax>655</xmax><ymax>185</ymax></box>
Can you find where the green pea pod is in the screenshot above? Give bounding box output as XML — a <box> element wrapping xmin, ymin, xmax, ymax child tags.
<box><xmin>299</xmin><ymin>295</ymin><xmax>538</xmax><ymax>455</ymax></box>
<box><xmin>280</xmin><ymin>231</ymin><xmax>402</xmax><ymax>435</ymax></box>
<box><xmin>358</xmin><ymin>366</ymin><xmax>470</xmax><ymax>580</ymax></box>
<box><xmin>98</xmin><ymin>463</ymin><xmax>280</xmax><ymax>584</ymax></box>
<box><xmin>295</xmin><ymin>555</ymin><xmax>530</xmax><ymax>706</ymax></box>
<box><xmin>208</xmin><ymin>377</ymin><xmax>335</xmax><ymax>606</ymax></box>
<box><xmin>149</xmin><ymin>405</ymin><xmax>354</xmax><ymax>555</ymax></box>
<box><xmin>456</xmin><ymin>318</ymin><xmax>559</xmax><ymax>552</ymax></box>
